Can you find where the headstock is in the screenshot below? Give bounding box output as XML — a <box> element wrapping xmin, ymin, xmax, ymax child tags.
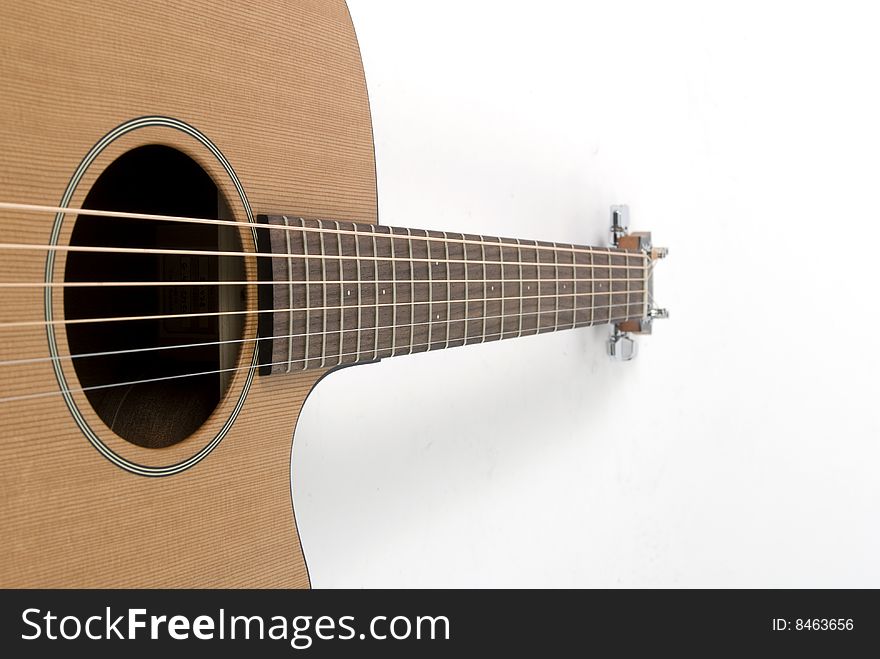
<box><xmin>607</xmin><ymin>205</ymin><xmax>668</xmax><ymax>361</ymax></box>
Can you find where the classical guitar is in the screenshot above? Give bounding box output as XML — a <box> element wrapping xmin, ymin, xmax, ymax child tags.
<box><xmin>0</xmin><ymin>1</ymin><xmax>666</xmax><ymax>587</ymax></box>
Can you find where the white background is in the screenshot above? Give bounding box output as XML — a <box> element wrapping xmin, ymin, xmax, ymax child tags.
<box><xmin>292</xmin><ymin>0</ymin><xmax>880</xmax><ymax>587</ymax></box>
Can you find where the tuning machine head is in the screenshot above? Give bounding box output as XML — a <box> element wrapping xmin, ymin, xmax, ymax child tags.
<box><xmin>608</xmin><ymin>326</ymin><xmax>638</xmax><ymax>361</ymax></box>
<box><xmin>607</xmin><ymin>205</ymin><xmax>668</xmax><ymax>361</ymax></box>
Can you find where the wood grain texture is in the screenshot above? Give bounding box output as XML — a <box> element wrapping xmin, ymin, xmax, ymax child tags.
<box><xmin>0</xmin><ymin>0</ymin><xmax>377</xmax><ymax>587</ymax></box>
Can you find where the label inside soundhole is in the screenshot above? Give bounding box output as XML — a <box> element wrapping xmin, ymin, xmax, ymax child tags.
<box><xmin>63</xmin><ymin>145</ymin><xmax>246</xmax><ymax>449</ymax></box>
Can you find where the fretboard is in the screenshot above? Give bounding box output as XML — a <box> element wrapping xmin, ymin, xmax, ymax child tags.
<box><xmin>256</xmin><ymin>216</ymin><xmax>648</xmax><ymax>374</ymax></box>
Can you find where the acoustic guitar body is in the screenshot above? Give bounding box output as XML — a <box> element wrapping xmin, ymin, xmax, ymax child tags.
<box><xmin>0</xmin><ymin>1</ymin><xmax>376</xmax><ymax>587</ymax></box>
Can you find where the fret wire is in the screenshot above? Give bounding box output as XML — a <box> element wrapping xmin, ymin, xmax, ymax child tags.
<box><xmin>299</xmin><ymin>217</ymin><xmax>311</xmax><ymax>370</ymax></box>
<box><xmin>462</xmin><ymin>233</ymin><xmax>470</xmax><ymax>343</ymax></box>
<box><xmin>535</xmin><ymin>241</ymin><xmax>544</xmax><ymax>334</ymax></box>
<box><xmin>515</xmin><ymin>238</ymin><xmax>524</xmax><ymax>338</ymax></box>
<box><xmin>371</xmin><ymin>224</ymin><xmax>380</xmax><ymax>361</ymax></box>
<box><xmin>522</xmin><ymin>240</ymin><xmax>534</xmax><ymax>336</ymax></box>
<box><xmin>390</xmin><ymin>230</ymin><xmax>398</xmax><ymax>359</ymax></box>
<box><xmin>427</xmin><ymin>231</ymin><xmax>434</xmax><ymax>349</ymax></box>
<box><xmin>335</xmin><ymin>221</ymin><xmax>345</xmax><ymax>367</ymax></box>
<box><xmin>319</xmin><ymin>221</ymin><xmax>329</xmax><ymax>368</ymax></box>
<box><xmin>354</xmin><ymin>224</ymin><xmax>363</xmax><ymax>363</ymax></box>
<box><xmin>568</xmin><ymin>245</ymin><xmax>577</xmax><ymax>330</ymax></box>
<box><xmin>0</xmin><ymin>202</ymin><xmax>644</xmax><ymax>260</ymax></box>
<box><xmin>282</xmin><ymin>216</ymin><xmax>294</xmax><ymax>373</ymax></box>
<box><xmin>553</xmin><ymin>242</ymin><xmax>560</xmax><ymax>332</ymax></box>
<box><xmin>557</xmin><ymin>245</ymin><xmax>574</xmax><ymax>324</ymax></box>
<box><xmin>498</xmin><ymin>236</ymin><xmax>507</xmax><ymax>338</ymax></box>
<box><xmin>443</xmin><ymin>232</ymin><xmax>451</xmax><ymax>350</ymax></box>
<box><xmin>406</xmin><ymin>228</ymin><xmax>415</xmax><ymax>356</ymax></box>
<box><xmin>589</xmin><ymin>251</ymin><xmax>595</xmax><ymax>326</ymax></box>
<box><xmin>480</xmin><ymin>236</ymin><xmax>488</xmax><ymax>343</ymax></box>
<box><xmin>625</xmin><ymin>247</ymin><xmax>631</xmax><ymax>320</ymax></box>
<box><xmin>606</xmin><ymin>250</ymin><xmax>613</xmax><ymax>325</ymax></box>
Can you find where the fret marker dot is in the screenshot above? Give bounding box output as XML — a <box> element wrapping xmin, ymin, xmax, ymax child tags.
<box><xmin>382</xmin><ymin>289</ymin><xmax>386</xmax><ymax>295</ymax></box>
<box><xmin>347</xmin><ymin>290</ymin><xmax>351</xmax><ymax>296</ymax></box>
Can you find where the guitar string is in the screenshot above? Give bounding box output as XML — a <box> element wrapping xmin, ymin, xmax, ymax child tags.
<box><xmin>0</xmin><ymin>286</ymin><xmax>644</xmax><ymax>330</ymax></box>
<box><xmin>0</xmin><ymin>275</ymin><xmax>644</xmax><ymax>288</ymax></box>
<box><xmin>0</xmin><ymin>241</ymin><xmax>647</xmax><ymax>269</ymax></box>
<box><xmin>0</xmin><ymin>203</ymin><xmax>650</xmax><ymax>398</ymax></box>
<box><xmin>0</xmin><ymin>201</ymin><xmax>642</xmax><ymax>260</ymax></box>
<box><xmin>0</xmin><ymin>290</ymin><xmax>646</xmax><ymax>367</ymax></box>
<box><xmin>0</xmin><ymin>305</ymin><xmax>639</xmax><ymax>404</ymax></box>
<box><xmin>0</xmin><ymin>227</ymin><xmax>646</xmax><ymax>324</ymax></box>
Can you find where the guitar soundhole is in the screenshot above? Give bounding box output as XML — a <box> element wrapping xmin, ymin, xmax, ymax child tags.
<box><xmin>63</xmin><ymin>145</ymin><xmax>246</xmax><ymax>449</ymax></box>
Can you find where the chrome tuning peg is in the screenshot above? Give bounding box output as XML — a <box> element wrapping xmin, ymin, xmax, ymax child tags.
<box><xmin>610</xmin><ymin>204</ymin><xmax>630</xmax><ymax>247</ymax></box>
<box><xmin>607</xmin><ymin>204</ymin><xmax>668</xmax><ymax>362</ymax></box>
<box><xmin>608</xmin><ymin>327</ymin><xmax>637</xmax><ymax>362</ymax></box>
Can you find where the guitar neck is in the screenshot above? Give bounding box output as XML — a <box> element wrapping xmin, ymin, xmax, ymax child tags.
<box><xmin>256</xmin><ymin>215</ymin><xmax>649</xmax><ymax>374</ymax></box>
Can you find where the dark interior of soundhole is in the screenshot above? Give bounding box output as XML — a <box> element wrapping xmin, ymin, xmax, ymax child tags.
<box><xmin>64</xmin><ymin>145</ymin><xmax>245</xmax><ymax>448</ymax></box>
